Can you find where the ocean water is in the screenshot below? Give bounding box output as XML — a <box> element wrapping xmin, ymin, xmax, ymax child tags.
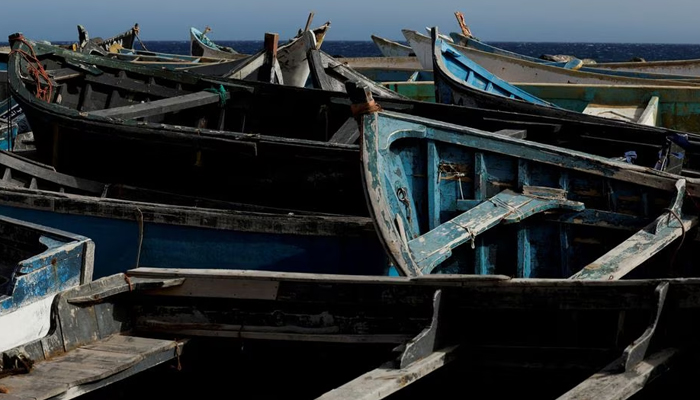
<box><xmin>4</xmin><ymin>40</ymin><xmax>700</xmax><ymax>63</ymax></box>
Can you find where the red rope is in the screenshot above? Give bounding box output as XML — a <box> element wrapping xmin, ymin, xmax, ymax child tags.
<box><xmin>9</xmin><ymin>35</ymin><xmax>53</xmax><ymax>102</ymax></box>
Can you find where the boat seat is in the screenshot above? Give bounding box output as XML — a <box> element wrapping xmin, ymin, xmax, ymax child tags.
<box><xmin>88</xmin><ymin>90</ymin><xmax>231</xmax><ymax>120</ymax></box>
<box><xmin>407</xmin><ymin>187</ymin><xmax>584</xmax><ymax>273</ymax></box>
<box><xmin>46</xmin><ymin>68</ymin><xmax>85</xmax><ymax>82</ymax></box>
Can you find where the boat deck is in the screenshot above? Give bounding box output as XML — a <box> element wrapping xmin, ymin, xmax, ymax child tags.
<box><xmin>0</xmin><ymin>334</ymin><xmax>184</xmax><ymax>400</ymax></box>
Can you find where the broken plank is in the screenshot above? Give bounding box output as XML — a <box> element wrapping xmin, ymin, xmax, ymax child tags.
<box><xmin>89</xmin><ymin>90</ymin><xmax>230</xmax><ymax>120</ymax></box>
<box><xmin>315</xmin><ymin>345</ymin><xmax>459</xmax><ymax>400</ymax></box>
<box><xmin>556</xmin><ymin>348</ymin><xmax>677</xmax><ymax>400</ymax></box>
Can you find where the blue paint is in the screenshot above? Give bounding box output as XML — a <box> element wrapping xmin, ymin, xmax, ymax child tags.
<box><xmin>364</xmin><ymin>111</ymin><xmax>692</xmax><ymax>278</ymax></box>
<box><xmin>0</xmin><ymin>215</ymin><xmax>91</xmax><ymax>314</ymax></box>
<box><xmin>0</xmin><ymin>205</ymin><xmax>390</xmax><ymax>279</ymax></box>
<box><xmin>439</xmin><ymin>39</ymin><xmax>562</xmax><ymax>108</ymax></box>
<box><xmin>0</xmin><ymin>62</ymin><xmax>6</xmax><ymax>71</ymax></box>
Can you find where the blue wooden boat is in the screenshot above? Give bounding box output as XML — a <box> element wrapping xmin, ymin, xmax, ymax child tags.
<box><xmin>408</xmin><ymin>28</ymin><xmax>700</xmax><ymax>87</ymax></box>
<box><xmin>350</xmin><ymin>84</ymin><xmax>699</xmax><ymax>278</ymax></box>
<box><xmin>0</xmin><ymin>150</ymin><xmax>389</xmax><ymax>279</ymax></box>
<box><xmin>0</xmin><ymin>214</ymin><xmax>93</xmax><ymax>352</ymax></box>
<box><xmin>430</xmin><ymin>28</ymin><xmax>700</xmax><ymax>168</ymax></box>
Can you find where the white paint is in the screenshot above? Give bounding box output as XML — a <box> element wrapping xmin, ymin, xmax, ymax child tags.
<box><xmin>0</xmin><ymin>295</ymin><xmax>56</xmax><ymax>353</ymax></box>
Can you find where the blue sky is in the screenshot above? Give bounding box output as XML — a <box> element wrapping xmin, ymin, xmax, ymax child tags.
<box><xmin>3</xmin><ymin>0</ymin><xmax>700</xmax><ymax>43</ymax></box>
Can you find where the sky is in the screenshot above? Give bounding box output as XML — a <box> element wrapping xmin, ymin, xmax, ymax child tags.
<box><xmin>2</xmin><ymin>0</ymin><xmax>700</xmax><ymax>43</ymax></box>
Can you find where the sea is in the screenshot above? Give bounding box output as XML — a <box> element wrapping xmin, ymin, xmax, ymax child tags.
<box><xmin>5</xmin><ymin>40</ymin><xmax>700</xmax><ymax>62</ymax></box>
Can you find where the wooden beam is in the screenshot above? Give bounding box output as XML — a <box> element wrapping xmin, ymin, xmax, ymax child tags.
<box><xmin>314</xmin><ymin>346</ymin><xmax>459</xmax><ymax>400</ymax></box>
<box><xmin>257</xmin><ymin>32</ymin><xmax>280</xmax><ymax>84</ymax></box>
<box><xmin>0</xmin><ymin>151</ymin><xmax>106</xmax><ymax>193</ymax></box>
<box><xmin>556</xmin><ymin>348</ymin><xmax>677</xmax><ymax>400</ymax></box>
<box><xmin>89</xmin><ymin>90</ymin><xmax>230</xmax><ymax>120</ymax></box>
<box><xmin>571</xmin><ymin>179</ymin><xmax>696</xmax><ymax>280</ymax></box>
<box><xmin>84</xmin><ymin>73</ymin><xmax>186</xmax><ymax>99</ymax></box>
<box><xmin>493</xmin><ymin>128</ymin><xmax>527</xmax><ymax>139</ymax></box>
<box><xmin>305</xmin><ymin>31</ymin><xmax>334</xmax><ymax>91</ymax></box>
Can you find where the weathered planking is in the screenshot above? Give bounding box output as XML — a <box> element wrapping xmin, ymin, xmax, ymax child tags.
<box><xmin>89</xmin><ymin>91</ymin><xmax>231</xmax><ymax>120</ymax></box>
<box><xmin>315</xmin><ymin>346</ymin><xmax>459</xmax><ymax>400</ymax></box>
<box><xmin>556</xmin><ymin>348</ymin><xmax>677</xmax><ymax>400</ymax></box>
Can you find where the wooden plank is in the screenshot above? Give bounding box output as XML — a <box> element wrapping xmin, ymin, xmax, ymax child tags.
<box><xmin>637</xmin><ymin>96</ymin><xmax>659</xmax><ymax>127</ymax></box>
<box><xmin>257</xmin><ymin>32</ymin><xmax>279</xmax><ymax>84</ymax></box>
<box><xmin>315</xmin><ymin>346</ymin><xmax>459</xmax><ymax>400</ymax></box>
<box><xmin>408</xmin><ymin>189</ymin><xmax>584</xmax><ymax>273</ymax></box>
<box><xmin>0</xmin><ymin>335</ymin><xmax>184</xmax><ymax>400</ymax></box>
<box><xmin>89</xmin><ymin>91</ymin><xmax>230</xmax><ymax>120</ymax></box>
<box><xmin>571</xmin><ymin>179</ymin><xmax>697</xmax><ymax>280</ymax></box>
<box><xmin>328</xmin><ymin>117</ymin><xmax>360</xmax><ymax>144</ymax></box>
<box><xmin>46</xmin><ymin>68</ymin><xmax>84</xmax><ymax>82</ymax></box>
<box><xmin>83</xmin><ymin>73</ymin><xmax>185</xmax><ymax>99</ymax></box>
<box><xmin>304</xmin><ymin>30</ymin><xmax>333</xmax><ymax>91</ymax></box>
<box><xmin>0</xmin><ymin>152</ymin><xmax>105</xmax><ymax>194</ymax></box>
<box><xmin>494</xmin><ymin>128</ymin><xmax>527</xmax><ymax>139</ymax></box>
<box><xmin>556</xmin><ymin>348</ymin><xmax>677</xmax><ymax>400</ymax></box>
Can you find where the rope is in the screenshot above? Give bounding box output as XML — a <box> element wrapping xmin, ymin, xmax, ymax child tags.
<box><xmin>664</xmin><ymin>207</ymin><xmax>686</xmax><ymax>272</ymax></box>
<box><xmin>350</xmin><ymin>99</ymin><xmax>382</xmax><ymax>118</ymax></box>
<box><xmin>9</xmin><ymin>35</ymin><xmax>53</xmax><ymax>102</ymax></box>
<box><xmin>135</xmin><ymin>207</ymin><xmax>144</xmax><ymax>268</ymax></box>
<box><xmin>124</xmin><ymin>275</ymin><xmax>134</xmax><ymax>292</ymax></box>
<box><xmin>204</xmin><ymin>84</ymin><xmax>228</xmax><ymax>107</ymax></box>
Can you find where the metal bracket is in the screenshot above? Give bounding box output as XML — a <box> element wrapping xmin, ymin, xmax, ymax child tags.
<box><xmin>621</xmin><ymin>282</ymin><xmax>669</xmax><ymax>372</ymax></box>
<box><xmin>399</xmin><ymin>289</ymin><xmax>445</xmax><ymax>368</ymax></box>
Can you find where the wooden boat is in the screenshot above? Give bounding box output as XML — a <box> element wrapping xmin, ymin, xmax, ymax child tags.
<box><xmin>0</xmin><ymin>214</ymin><xmax>93</xmax><ymax>353</ymax></box>
<box><xmin>4</xmin><ymin>267</ymin><xmax>700</xmax><ymax>399</ymax></box>
<box><xmin>351</xmin><ymin>84</ymin><xmax>699</xmax><ymax>278</ymax></box>
<box><xmin>370</xmin><ymin>34</ymin><xmax>415</xmax><ymax>57</ymax></box>
<box><xmin>431</xmin><ymin>28</ymin><xmax>700</xmax><ymax>138</ymax></box>
<box><xmin>189</xmin><ymin>21</ymin><xmax>331</xmax><ymax>61</ymax></box>
<box><xmin>190</xmin><ymin>26</ymin><xmax>242</xmax><ymax>59</ymax></box>
<box><xmin>405</xmin><ymin>29</ymin><xmax>700</xmax><ymax>87</ymax></box>
<box><xmin>0</xmin><ymin>149</ymin><xmax>390</xmax><ymax>278</ymax></box>
<box><xmin>11</xmin><ymin>33</ymin><xmax>700</xmax><ymax>215</ymax></box>
<box><xmin>59</xmin><ymin>23</ymin><xmax>140</xmax><ymax>55</ymax></box>
<box><xmin>449</xmin><ymin>31</ymin><xmax>700</xmax><ymax>82</ymax></box>
<box><xmin>593</xmin><ymin>58</ymin><xmax>700</xmax><ymax>78</ymax></box>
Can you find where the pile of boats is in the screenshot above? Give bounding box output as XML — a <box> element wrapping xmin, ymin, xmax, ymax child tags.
<box><xmin>3</xmin><ymin>12</ymin><xmax>700</xmax><ymax>399</ymax></box>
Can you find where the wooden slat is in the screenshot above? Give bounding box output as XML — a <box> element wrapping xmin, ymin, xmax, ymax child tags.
<box><xmin>493</xmin><ymin>128</ymin><xmax>527</xmax><ymax>139</ymax></box>
<box><xmin>315</xmin><ymin>346</ymin><xmax>459</xmax><ymax>400</ymax></box>
<box><xmin>83</xmin><ymin>72</ymin><xmax>185</xmax><ymax>98</ymax></box>
<box><xmin>89</xmin><ymin>90</ymin><xmax>230</xmax><ymax>120</ymax></box>
<box><xmin>571</xmin><ymin>179</ymin><xmax>696</xmax><ymax>280</ymax></box>
<box><xmin>0</xmin><ymin>335</ymin><xmax>184</xmax><ymax>400</ymax></box>
<box><xmin>0</xmin><ymin>151</ymin><xmax>105</xmax><ymax>193</ymax></box>
<box><xmin>556</xmin><ymin>348</ymin><xmax>677</xmax><ymax>400</ymax></box>
<box><xmin>46</xmin><ymin>68</ymin><xmax>84</xmax><ymax>82</ymax></box>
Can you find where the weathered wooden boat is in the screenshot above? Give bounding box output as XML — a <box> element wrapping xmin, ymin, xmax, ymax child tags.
<box><xmin>448</xmin><ymin>31</ymin><xmax>700</xmax><ymax>82</ymax></box>
<box><xmin>11</xmin><ymin>33</ymin><xmax>700</xmax><ymax>215</ymax></box>
<box><xmin>190</xmin><ymin>21</ymin><xmax>331</xmax><ymax>62</ymax></box>
<box><xmin>0</xmin><ymin>214</ymin><xmax>93</xmax><ymax>353</ymax></box>
<box><xmin>190</xmin><ymin>26</ymin><xmax>242</xmax><ymax>58</ymax></box>
<box><xmin>431</xmin><ymin>28</ymin><xmax>700</xmax><ymax>137</ymax></box>
<box><xmin>59</xmin><ymin>23</ymin><xmax>140</xmax><ymax>55</ymax></box>
<box><xmin>370</xmin><ymin>34</ymin><xmax>414</xmax><ymax>57</ymax></box>
<box><xmin>0</xmin><ymin>149</ymin><xmax>389</xmax><ymax>279</ymax></box>
<box><xmin>593</xmin><ymin>57</ymin><xmax>700</xmax><ymax>78</ymax></box>
<box><xmin>405</xmin><ymin>29</ymin><xmax>700</xmax><ymax>87</ymax></box>
<box><xmin>352</xmin><ymin>85</ymin><xmax>699</xmax><ymax>279</ymax></box>
<box><xmin>4</xmin><ymin>267</ymin><xmax>700</xmax><ymax>399</ymax></box>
